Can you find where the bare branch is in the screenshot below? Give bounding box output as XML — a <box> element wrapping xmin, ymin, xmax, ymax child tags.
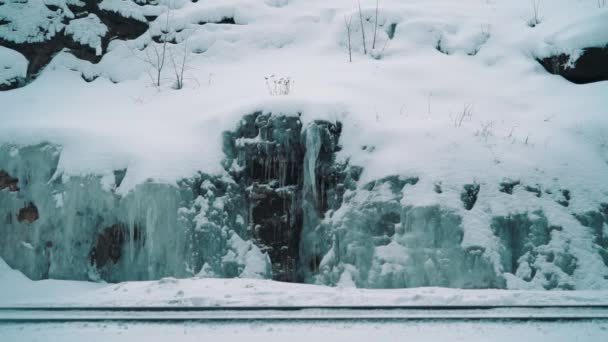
<box><xmin>344</xmin><ymin>15</ymin><xmax>353</xmax><ymax>62</ymax></box>
<box><xmin>357</xmin><ymin>0</ymin><xmax>367</xmax><ymax>55</ymax></box>
<box><xmin>372</xmin><ymin>0</ymin><xmax>379</xmax><ymax>50</ymax></box>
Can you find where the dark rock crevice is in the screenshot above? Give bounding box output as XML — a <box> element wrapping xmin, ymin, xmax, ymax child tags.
<box><xmin>17</xmin><ymin>202</ymin><xmax>38</xmax><ymax>223</ymax></box>
<box><xmin>461</xmin><ymin>183</ymin><xmax>480</xmax><ymax>210</ymax></box>
<box><xmin>90</xmin><ymin>223</ymin><xmax>142</xmax><ymax>268</ymax></box>
<box><xmin>0</xmin><ymin>169</ymin><xmax>19</xmax><ymax>192</ymax></box>
<box><xmin>222</xmin><ymin>112</ymin><xmax>344</xmax><ymax>282</ymax></box>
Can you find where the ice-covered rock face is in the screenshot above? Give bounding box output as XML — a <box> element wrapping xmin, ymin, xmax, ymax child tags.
<box><xmin>0</xmin><ymin>142</ymin><xmax>268</xmax><ymax>282</ymax></box>
<box><xmin>1</xmin><ymin>113</ymin><xmax>608</xmax><ymax>289</ymax></box>
<box><xmin>313</xmin><ymin>176</ymin><xmax>501</xmax><ymax>289</ymax></box>
<box><xmin>575</xmin><ymin>204</ymin><xmax>608</xmax><ymax>268</ymax></box>
<box><xmin>222</xmin><ymin>112</ymin><xmax>344</xmax><ymax>282</ymax></box>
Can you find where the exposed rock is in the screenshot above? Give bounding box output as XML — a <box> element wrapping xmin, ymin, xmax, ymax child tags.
<box><xmin>538</xmin><ymin>46</ymin><xmax>608</xmax><ymax>84</ymax></box>
<box><xmin>461</xmin><ymin>183</ymin><xmax>480</xmax><ymax>210</ymax></box>
<box><xmin>197</xmin><ymin>17</ymin><xmax>236</xmax><ymax>25</ymax></box>
<box><xmin>499</xmin><ymin>179</ymin><xmax>520</xmax><ymax>195</ymax></box>
<box><xmin>17</xmin><ymin>202</ymin><xmax>38</xmax><ymax>223</ymax></box>
<box><xmin>363</xmin><ymin>175</ymin><xmax>418</xmax><ymax>193</ymax></box>
<box><xmin>433</xmin><ymin>181</ymin><xmax>443</xmax><ymax>194</ymax></box>
<box><xmin>492</xmin><ymin>212</ymin><xmax>550</xmax><ymax>273</ymax></box>
<box><xmin>0</xmin><ymin>169</ymin><xmax>19</xmax><ymax>191</ymax></box>
<box><xmin>177</xmin><ymin>172</ymin><xmax>249</xmax><ymax>278</ymax></box>
<box><xmin>575</xmin><ymin>203</ymin><xmax>608</xmax><ymax>266</ymax></box>
<box><xmin>91</xmin><ymin>224</ymin><xmax>124</xmax><ymax>268</ymax></box>
<box><xmin>0</xmin><ymin>1</ymin><xmax>149</xmax><ymax>90</ymax></box>
<box><xmin>524</xmin><ymin>184</ymin><xmax>542</xmax><ymax>197</ymax></box>
<box><xmin>556</xmin><ymin>189</ymin><xmax>570</xmax><ymax>207</ymax></box>
<box><xmin>491</xmin><ymin>211</ymin><xmax>575</xmax><ymax>289</ymax></box>
<box><xmin>222</xmin><ymin>112</ymin><xmax>344</xmax><ymax>282</ymax></box>
<box><xmin>113</xmin><ymin>168</ymin><xmax>127</xmax><ymax>188</ymax></box>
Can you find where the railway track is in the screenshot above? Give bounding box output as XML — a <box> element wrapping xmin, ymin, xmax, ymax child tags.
<box><xmin>2</xmin><ymin>305</ymin><xmax>608</xmax><ymax>323</ymax></box>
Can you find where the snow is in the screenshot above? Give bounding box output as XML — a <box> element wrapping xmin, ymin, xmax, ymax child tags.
<box><xmin>8</xmin><ymin>320</ymin><xmax>608</xmax><ymax>342</ymax></box>
<box><xmin>64</xmin><ymin>14</ymin><xmax>108</xmax><ymax>56</ymax></box>
<box><xmin>537</xmin><ymin>10</ymin><xmax>608</xmax><ymax>59</ymax></box>
<box><xmin>2</xmin><ymin>257</ymin><xmax>608</xmax><ymax>307</ymax></box>
<box><xmin>0</xmin><ymin>0</ymin><xmax>608</xmax><ymax>289</ymax></box>
<box><xmin>98</xmin><ymin>0</ymin><xmax>148</xmax><ymax>22</ymax></box>
<box><xmin>3</xmin><ymin>320</ymin><xmax>608</xmax><ymax>342</ymax></box>
<box><xmin>0</xmin><ymin>0</ymin><xmax>65</xmax><ymax>43</ymax></box>
<box><xmin>0</xmin><ymin>46</ymin><xmax>27</xmax><ymax>86</ymax></box>
<box><xmin>0</xmin><ymin>0</ymin><xmax>605</xmax><ymax>200</ymax></box>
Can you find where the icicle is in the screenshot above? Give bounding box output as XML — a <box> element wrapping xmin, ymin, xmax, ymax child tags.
<box><xmin>303</xmin><ymin>124</ymin><xmax>322</xmax><ymax>206</ymax></box>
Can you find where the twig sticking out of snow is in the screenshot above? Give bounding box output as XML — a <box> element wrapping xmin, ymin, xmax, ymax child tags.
<box><xmin>265</xmin><ymin>75</ymin><xmax>293</xmax><ymax>96</ymax></box>
<box><xmin>372</xmin><ymin>0</ymin><xmax>379</xmax><ymax>50</ymax></box>
<box><xmin>529</xmin><ymin>0</ymin><xmax>542</xmax><ymax>27</ymax></box>
<box><xmin>453</xmin><ymin>103</ymin><xmax>474</xmax><ymax>127</ymax></box>
<box><xmin>344</xmin><ymin>15</ymin><xmax>353</xmax><ymax>63</ymax></box>
<box><xmin>475</xmin><ymin>120</ymin><xmax>494</xmax><ymax>143</ymax></box>
<box><xmin>136</xmin><ymin>9</ymin><xmax>172</xmax><ymax>87</ymax></box>
<box><xmin>357</xmin><ymin>0</ymin><xmax>367</xmax><ymax>55</ymax></box>
<box><xmin>170</xmin><ymin>35</ymin><xmax>191</xmax><ymax>90</ymax></box>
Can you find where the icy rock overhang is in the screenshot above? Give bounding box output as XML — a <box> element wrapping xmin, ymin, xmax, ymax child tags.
<box><xmin>1</xmin><ymin>113</ymin><xmax>608</xmax><ymax>290</ymax></box>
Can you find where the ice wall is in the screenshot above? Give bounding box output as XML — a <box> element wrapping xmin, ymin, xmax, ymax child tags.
<box><xmin>0</xmin><ymin>144</ymin><xmax>269</xmax><ymax>282</ymax></box>
<box><xmin>1</xmin><ymin>113</ymin><xmax>607</xmax><ymax>289</ymax></box>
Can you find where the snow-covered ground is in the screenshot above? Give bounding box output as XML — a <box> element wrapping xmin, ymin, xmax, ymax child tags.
<box><xmin>2</xmin><ymin>258</ymin><xmax>608</xmax><ymax>307</ymax></box>
<box><xmin>0</xmin><ymin>0</ymin><xmax>606</xmax><ymax>195</ymax></box>
<box><xmin>15</xmin><ymin>320</ymin><xmax>608</xmax><ymax>342</ymax></box>
<box><xmin>3</xmin><ymin>321</ymin><xmax>607</xmax><ymax>342</ymax></box>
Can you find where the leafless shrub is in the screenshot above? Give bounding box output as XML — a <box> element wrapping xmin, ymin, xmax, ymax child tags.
<box><xmin>475</xmin><ymin>120</ymin><xmax>494</xmax><ymax>142</ymax></box>
<box><xmin>132</xmin><ymin>10</ymin><xmax>172</xmax><ymax>87</ymax></box>
<box><xmin>481</xmin><ymin>23</ymin><xmax>491</xmax><ymax>39</ymax></box>
<box><xmin>357</xmin><ymin>0</ymin><xmax>367</xmax><ymax>55</ymax></box>
<box><xmin>453</xmin><ymin>103</ymin><xmax>474</xmax><ymax>127</ymax></box>
<box><xmin>169</xmin><ymin>36</ymin><xmax>194</xmax><ymax>90</ymax></box>
<box><xmin>528</xmin><ymin>0</ymin><xmax>542</xmax><ymax>27</ymax></box>
<box><xmin>372</xmin><ymin>0</ymin><xmax>379</xmax><ymax>50</ymax></box>
<box><xmin>265</xmin><ymin>75</ymin><xmax>293</xmax><ymax>96</ymax></box>
<box><xmin>468</xmin><ymin>24</ymin><xmax>491</xmax><ymax>55</ymax></box>
<box><xmin>344</xmin><ymin>15</ymin><xmax>353</xmax><ymax>62</ymax></box>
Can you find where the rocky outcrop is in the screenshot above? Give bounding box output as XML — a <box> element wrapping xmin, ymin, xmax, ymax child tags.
<box><xmin>538</xmin><ymin>46</ymin><xmax>608</xmax><ymax>84</ymax></box>
<box><xmin>315</xmin><ymin>175</ymin><xmax>501</xmax><ymax>289</ymax></box>
<box><xmin>222</xmin><ymin>112</ymin><xmax>344</xmax><ymax>282</ymax></box>
<box><xmin>1</xmin><ymin>114</ymin><xmax>607</xmax><ymax>289</ymax></box>
<box><xmin>575</xmin><ymin>203</ymin><xmax>608</xmax><ymax>266</ymax></box>
<box><xmin>0</xmin><ymin>0</ymin><xmax>149</xmax><ymax>90</ymax></box>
